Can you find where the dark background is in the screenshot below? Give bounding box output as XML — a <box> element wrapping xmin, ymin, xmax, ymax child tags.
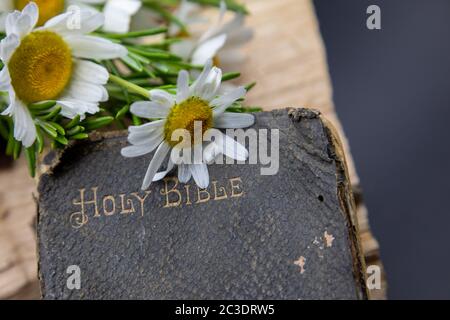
<box><xmin>314</xmin><ymin>0</ymin><xmax>450</xmax><ymax>299</ymax></box>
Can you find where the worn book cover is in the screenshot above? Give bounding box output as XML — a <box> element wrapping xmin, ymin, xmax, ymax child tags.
<box><xmin>37</xmin><ymin>108</ymin><xmax>368</xmax><ymax>300</ymax></box>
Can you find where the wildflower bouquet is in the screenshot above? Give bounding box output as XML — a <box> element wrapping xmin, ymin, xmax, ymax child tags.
<box><xmin>0</xmin><ymin>0</ymin><xmax>258</xmax><ymax>188</ymax></box>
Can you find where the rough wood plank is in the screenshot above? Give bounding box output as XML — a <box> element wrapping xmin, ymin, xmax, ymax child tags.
<box><xmin>0</xmin><ymin>159</ymin><xmax>38</xmax><ymax>299</ymax></box>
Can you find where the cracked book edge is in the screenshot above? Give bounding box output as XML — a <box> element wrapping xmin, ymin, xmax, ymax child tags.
<box><xmin>36</xmin><ymin>130</ymin><xmax>128</xmax><ymax>179</ymax></box>
<box><xmin>288</xmin><ymin>107</ymin><xmax>369</xmax><ymax>300</ymax></box>
<box><xmin>321</xmin><ymin>114</ymin><xmax>369</xmax><ymax>300</ymax></box>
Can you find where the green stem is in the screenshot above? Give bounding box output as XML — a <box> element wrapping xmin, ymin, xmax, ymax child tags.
<box><xmin>109</xmin><ymin>74</ymin><xmax>150</xmax><ymax>99</ymax></box>
<box><xmin>99</xmin><ymin>27</ymin><xmax>167</xmax><ymax>40</ymax></box>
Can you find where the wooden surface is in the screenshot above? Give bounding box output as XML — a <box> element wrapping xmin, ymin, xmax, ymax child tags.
<box><xmin>0</xmin><ymin>159</ymin><xmax>38</xmax><ymax>299</ymax></box>
<box><xmin>0</xmin><ymin>0</ymin><xmax>385</xmax><ymax>299</ymax></box>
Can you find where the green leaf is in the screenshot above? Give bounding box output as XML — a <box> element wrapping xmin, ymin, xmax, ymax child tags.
<box><xmin>64</xmin><ymin>115</ymin><xmax>81</xmax><ymax>129</ymax></box>
<box><xmin>29</xmin><ymin>100</ymin><xmax>56</xmax><ymax>111</ymax></box>
<box><xmin>35</xmin><ymin>127</ymin><xmax>44</xmax><ymax>154</ymax></box>
<box><xmin>132</xmin><ymin>114</ymin><xmax>142</xmax><ymax>126</ymax></box>
<box><xmin>101</xmin><ymin>27</ymin><xmax>168</xmax><ymax>39</ymax></box>
<box><xmin>81</xmin><ymin>116</ymin><xmax>114</xmax><ymax>131</ymax></box>
<box><xmin>67</xmin><ymin>125</ymin><xmax>85</xmax><ymax>137</ymax></box>
<box><xmin>121</xmin><ymin>55</ymin><xmax>143</xmax><ymax>72</ymax></box>
<box><xmin>5</xmin><ymin>121</ymin><xmax>14</xmax><ymax>156</ymax></box>
<box><xmin>129</xmin><ymin>51</ymin><xmax>150</xmax><ymax>64</ymax></box>
<box><xmin>115</xmin><ymin>105</ymin><xmax>130</xmax><ymax>120</ymax></box>
<box><xmin>245</xmin><ymin>81</ymin><xmax>256</xmax><ymax>91</ymax></box>
<box><xmin>39</xmin><ymin>105</ymin><xmax>62</xmax><ymax>121</ymax></box>
<box><xmin>49</xmin><ymin>122</ymin><xmax>65</xmax><ymax>135</ymax></box>
<box><xmin>13</xmin><ymin>140</ymin><xmax>21</xmax><ymax>160</ymax></box>
<box><xmin>127</xmin><ymin>46</ymin><xmax>181</xmax><ymax>61</ymax></box>
<box><xmin>188</xmin><ymin>0</ymin><xmax>248</xmax><ymax>14</ymax></box>
<box><xmin>25</xmin><ymin>146</ymin><xmax>36</xmax><ymax>178</ymax></box>
<box><xmin>71</xmin><ymin>133</ymin><xmax>89</xmax><ymax>140</ymax></box>
<box><xmin>38</xmin><ymin>121</ymin><xmax>58</xmax><ymax>139</ymax></box>
<box><xmin>222</xmin><ymin>72</ymin><xmax>241</xmax><ymax>81</ymax></box>
<box><xmin>54</xmin><ymin>135</ymin><xmax>68</xmax><ymax>146</ymax></box>
<box><xmin>0</xmin><ymin>118</ymin><xmax>9</xmax><ymax>140</ymax></box>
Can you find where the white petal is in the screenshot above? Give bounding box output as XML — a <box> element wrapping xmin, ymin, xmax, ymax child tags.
<box><xmin>141</xmin><ymin>142</ymin><xmax>171</xmax><ymax>190</ymax></box>
<box><xmin>149</xmin><ymin>89</ymin><xmax>175</xmax><ymax>109</ymax></box>
<box><xmin>129</xmin><ymin>120</ymin><xmax>165</xmax><ymax>133</ymax></box>
<box><xmin>40</xmin><ymin>10</ymin><xmax>71</xmax><ymax>32</ymax></box>
<box><xmin>65</xmin><ymin>35</ymin><xmax>127</xmax><ymax>60</ymax></box>
<box><xmin>65</xmin><ymin>80</ymin><xmax>108</xmax><ymax>103</ymax></box>
<box><xmin>189</xmin><ymin>59</ymin><xmax>212</xmax><ymax>96</ymax></box>
<box><xmin>77</xmin><ymin>11</ymin><xmax>105</xmax><ymax>34</ymax></box>
<box><xmin>177</xmin><ymin>163</ymin><xmax>192</xmax><ymax>183</ymax></box>
<box><xmin>4</xmin><ymin>11</ymin><xmax>18</xmax><ymax>34</ymax></box>
<box><xmin>73</xmin><ymin>60</ymin><xmax>109</xmax><ymax>85</ymax></box>
<box><xmin>108</xmin><ymin>0</ymin><xmax>141</xmax><ymax>15</ymax></box>
<box><xmin>153</xmin><ymin>157</ymin><xmax>175</xmax><ymax>182</ymax></box>
<box><xmin>57</xmin><ymin>99</ymin><xmax>99</xmax><ymax>119</ymax></box>
<box><xmin>102</xmin><ymin>0</ymin><xmax>141</xmax><ymax>33</ymax></box>
<box><xmin>197</xmin><ymin>66</ymin><xmax>222</xmax><ymax>101</ymax></box>
<box><xmin>12</xmin><ymin>100</ymin><xmax>36</xmax><ymax>147</ymax></box>
<box><xmin>0</xmin><ymin>68</ymin><xmax>11</xmax><ymax>91</ymax></box>
<box><xmin>219</xmin><ymin>132</ymin><xmax>248</xmax><ymax>161</ymax></box>
<box><xmin>176</xmin><ymin>70</ymin><xmax>190</xmax><ymax>103</ymax></box>
<box><xmin>192</xmin><ymin>34</ymin><xmax>226</xmax><ymax>66</ymax></box>
<box><xmin>1</xmin><ymin>88</ymin><xmax>16</xmax><ymax>116</ymax></box>
<box><xmin>5</xmin><ymin>3</ymin><xmax>36</xmax><ymax>38</ymax></box>
<box><xmin>121</xmin><ymin>135</ymin><xmax>163</xmax><ymax>157</ymax></box>
<box><xmin>100</xmin><ymin>85</ymin><xmax>109</xmax><ymax>101</ymax></box>
<box><xmin>203</xmin><ymin>141</ymin><xmax>221</xmax><ymax>164</ymax></box>
<box><xmin>130</xmin><ymin>101</ymin><xmax>170</xmax><ymax>119</ymax></box>
<box><xmin>190</xmin><ymin>163</ymin><xmax>210</xmax><ymax>189</ymax></box>
<box><xmin>128</xmin><ymin>130</ymin><xmax>163</xmax><ymax>146</ymax></box>
<box><xmin>214</xmin><ymin>112</ymin><xmax>255</xmax><ymax>129</ymax></box>
<box><xmin>211</xmin><ymin>86</ymin><xmax>246</xmax><ymax>116</ymax></box>
<box><xmin>42</xmin><ymin>9</ymin><xmax>104</xmax><ymax>35</ymax></box>
<box><xmin>102</xmin><ymin>11</ymin><xmax>131</xmax><ymax>34</ymax></box>
<box><xmin>22</xmin><ymin>1</ymin><xmax>38</xmax><ymax>29</ymax></box>
<box><xmin>0</xmin><ymin>33</ymin><xmax>19</xmax><ymax>62</ymax></box>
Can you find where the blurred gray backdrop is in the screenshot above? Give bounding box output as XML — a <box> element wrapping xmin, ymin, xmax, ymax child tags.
<box><xmin>314</xmin><ymin>0</ymin><xmax>450</xmax><ymax>299</ymax></box>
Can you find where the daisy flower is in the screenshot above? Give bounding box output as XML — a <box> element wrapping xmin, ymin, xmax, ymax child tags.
<box><xmin>0</xmin><ymin>0</ymin><xmax>141</xmax><ymax>34</ymax></box>
<box><xmin>121</xmin><ymin>60</ymin><xmax>255</xmax><ymax>190</ymax></box>
<box><xmin>170</xmin><ymin>0</ymin><xmax>253</xmax><ymax>71</ymax></box>
<box><xmin>0</xmin><ymin>3</ymin><xmax>127</xmax><ymax>147</ymax></box>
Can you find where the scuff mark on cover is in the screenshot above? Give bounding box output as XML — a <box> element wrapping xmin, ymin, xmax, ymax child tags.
<box><xmin>324</xmin><ymin>231</ymin><xmax>335</xmax><ymax>248</ymax></box>
<box><xmin>294</xmin><ymin>256</ymin><xmax>306</xmax><ymax>274</ymax></box>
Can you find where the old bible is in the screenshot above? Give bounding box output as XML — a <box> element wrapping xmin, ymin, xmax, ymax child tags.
<box><xmin>37</xmin><ymin>108</ymin><xmax>368</xmax><ymax>299</ymax></box>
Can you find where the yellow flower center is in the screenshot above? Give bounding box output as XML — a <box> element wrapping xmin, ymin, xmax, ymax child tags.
<box><xmin>8</xmin><ymin>31</ymin><xmax>73</xmax><ymax>104</ymax></box>
<box><xmin>176</xmin><ymin>30</ymin><xmax>191</xmax><ymax>38</ymax></box>
<box><xmin>164</xmin><ymin>97</ymin><xmax>213</xmax><ymax>147</ymax></box>
<box><xmin>212</xmin><ymin>56</ymin><xmax>221</xmax><ymax>67</ymax></box>
<box><xmin>15</xmin><ymin>0</ymin><xmax>65</xmax><ymax>26</ymax></box>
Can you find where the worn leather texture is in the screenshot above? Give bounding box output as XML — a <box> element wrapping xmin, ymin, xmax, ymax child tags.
<box><xmin>37</xmin><ymin>108</ymin><xmax>367</xmax><ymax>300</ymax></box>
